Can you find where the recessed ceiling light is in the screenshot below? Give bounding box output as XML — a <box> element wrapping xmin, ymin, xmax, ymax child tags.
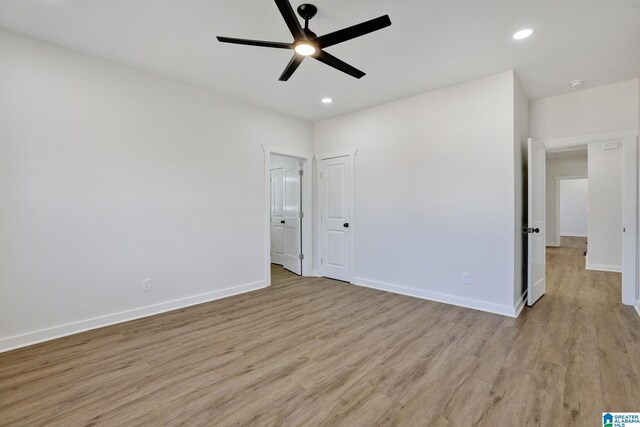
<box><xmin>321</xmin><ymin>98</ymin><xmax>333</xmax><ymax>104</ymax></box>
<box><xmin>568</xmin><ymin>79</ymin><xmax>584</xmax><ymax>89</ymax></box>
<box><xmin>513</xmin><ymin>29</ymin><xmax>533</xmax><ymax>40</ymax></box>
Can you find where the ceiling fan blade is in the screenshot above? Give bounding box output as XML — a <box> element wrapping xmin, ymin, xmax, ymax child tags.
<box><xmin>217</xmin><ymin>36</ymin><xmax>293</xmax><ymax>49</ymax></box>
<box><xmin>313</xmin><ymin>50</ymin><xmax>365</xmax><ymax>79</ymax></box>
<box><xmin>316</xmin><ymin>15</ymin><xmax>392</xmax><ymax>49</ymax></box>
<box><xmin>279</xmin><ymin>54</ymin><xmax>305</xmax><ymax>81</ymax></box>
<box><xmin>274</xmin><ymin>0</ymin><xmax>306</xmax><ymax>40</ymax></box>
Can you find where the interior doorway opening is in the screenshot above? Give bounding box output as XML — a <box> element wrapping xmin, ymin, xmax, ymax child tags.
<box><xmin>528</xmin><ymin>130</ymin><xmax>638</xmax><ymax>309</ymax></box>
<box><xmin>270</xmin><ymin>153</ymin><xmax>303</xmax><ymax>276</ymax></box>
<box><xmin>263</xmin><ymin>146</ymin><xmax>313</xmax><ymax>286</ymax></box>
<box><xmin>558</xmin><ymin>178</ymin><xmax>588</xmax><ymax>244</ymax></box>
<box><xmin>546</xmin><ymin>146</ymin><xmax>589</xmax><ymax>265</ymax></box>
<box><xmin>556</xmin><ymin>176</ymin><xmax>589</xmax><ymax>259</ymax></box>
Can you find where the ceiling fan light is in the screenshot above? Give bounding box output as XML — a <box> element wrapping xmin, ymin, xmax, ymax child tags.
<box><xmin>513</xmin><ymin>28</ymin><xmax>533</xmax><ymax>40</ymax></box>
<box><xmin>294</xmin><ymin>42</ymin><xmax>316</xmax><ymax>56</ymax></box>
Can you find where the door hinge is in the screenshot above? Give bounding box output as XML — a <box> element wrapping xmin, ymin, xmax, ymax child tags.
<box><xmin>299</xmin><ymin>169</ymin><xmax>304</xmax><ymax>176</ymax></box>
<box><xmin>321</xmin><ymin>258</ymin><xmax>323</xmax><ymax>264</ymax></box>
<box><xmin>299</xmin><ymin>254</ymin><xmax>304</xmax><ymax>260</ymax></box>
<box><xmin>300</xmin><ymin>211</ymin><xmax>304</xmax><ymax>218</ymax></box>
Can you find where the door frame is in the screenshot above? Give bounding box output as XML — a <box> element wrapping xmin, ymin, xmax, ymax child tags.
<box><xmin>315</xmin><ymin>148</ymin><xmax>357</xmax><ymax>281</ymax></box>
<box><xmin>538</xmin><ymin>128</ymin><xmax>639</xmax><ymax>307</ymax></box>
<box><xmin>554</xmin><ymin>175</ymin><xmax>588</xmax><ymax>245</ymax></box>
<box><xmin>262</xmin><ymin>146</ymin><xmax>313</xmax><ymax>284</ymax></box>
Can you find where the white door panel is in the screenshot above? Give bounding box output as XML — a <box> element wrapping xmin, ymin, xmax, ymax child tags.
<box><xmin>321</xmin><ymin>157</ymin><xmax>351</xmax><ymax>281</ymax></box>
<box><xmin>327</xmin><ymin>165</ymin><xmax>346</xmax><ymax>218</ymax></box>
<box><xmin>282</xmin><ymin>159</ymin><xmax>302</xmax><ymax>275</ymax></box>
<box><xmin>326</xmin><ymin>231</ymin><xmax>346</xmax><ymax>267</ymax></box>
<box><xmin>528</xmin><ymin>138</ymin><xmax>546</xmax><ymax>306</ymax></box>
<box><xmin>272</xmin><ymin>170</ymin><xmax>284</xmax><ymax>218</ymax></box>
<box><xmin>270</xmin><ymin>168</ymin><xmax>285</xmax><ymax>265</ymax></box>
<box><xmin>284</xmin><ymin>223</ymin><xmax>299</xmax><ymax>263</ymax></box>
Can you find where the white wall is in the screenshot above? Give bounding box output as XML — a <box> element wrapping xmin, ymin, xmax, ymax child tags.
<box><xmin>0</xmin><ymin>29</ymin><xmax>314</xmax><ymax>352</ymax></box>
<box><xmin>530</xmin><ymin>79</ymin><xmax>639</xmax><ymax>140</ymax></box>
<box><xmin>545</xmin><ymin>155</ymin><xmax>588</xmax><ymax>246</ymax></box>
<box><xmin>314</xmin><ymin>71</ymin><xmax>521</xmax><ymax>316</ymax></box>
<box><xmin>638</xmin><ymin>81</ymin><xmax>640</xmax><ymax>308</ymax></box>
<box><xmin>587</xmin><ymin>143</ymin><xmax>623</xmax><ymax>272</ymax></box>
<box><xmin>514</xmin><ymin>75</ymin><xmax>529</xmax><ymax>306</ymax></box>
<box><xmin>559</xmin><ymin>179</ymin><xmax>588</xmax><ymax>237</ymax></box>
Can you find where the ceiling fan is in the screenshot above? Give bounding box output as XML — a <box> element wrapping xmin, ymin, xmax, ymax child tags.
<box><xmin>217</xmin><ymin>0</ymin><xmax>392</xmax><ymax>81</ymax></box>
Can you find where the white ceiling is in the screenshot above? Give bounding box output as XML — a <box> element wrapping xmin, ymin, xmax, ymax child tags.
<box><xmin>0</xmin><ymin>0</ymin><xmax>639</xmax><ymax>121</ymax></box>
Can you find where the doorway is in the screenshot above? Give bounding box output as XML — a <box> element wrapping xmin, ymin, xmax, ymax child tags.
<box><xmin>317</xmin><ymin>149</ymin><xmax>356</xmax><ymax>283</ymax></box>
<box><xmin>556</xmin><ymin>177</ymin><xmax>588</xmax><ymax>253</ymax></box>
<box><xmin>527</xmin><ymin>130</ymin><xmax>638</xmax><ymax>308</ymax></box>
<box><xmin>263</xmin><ymin>146</ymin><xmax>313</xmax><ymax>285</ymax></box>
<box><xmin>270</xmin><ymin>154</ymin><xmax>302</xmax><ymax>275</ymax></box>
<box><xmin>556</xmin><ymin>177</ymin><xmax>589</xmax><ymax>251</ymax></box>
<box><xmin>557</xmin><ymin>178</ymin><xmax>588</xmax><ymax>245</ymax></box>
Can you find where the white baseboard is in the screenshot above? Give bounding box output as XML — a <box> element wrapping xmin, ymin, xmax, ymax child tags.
<box><xmin>560</xmin><ymin>233</ymin><xmax>587</xmax><ymax>238</ymax></box>
<box><xmin>546</xmin><ymin>242</ymin><xmax>560</xmax><ymax>248</ymax></box>
<box><xmin>352</xmin><ymin>277</ymin><xmax>520</xmax><ymax>317</ymax></box>
<box><xmin>586</xmin><ymin>263</ymin><xmax>622</xmax><ymax>273</ymax></box>
<box><xmin>0</xmin><ymin>280</ymin><xmax>268</xmax><ymax>354</ymax></box>
<box><xmin>635</xmin><ymin>300</ymin><xmax>640</xmax><ymax>318</ymax></box>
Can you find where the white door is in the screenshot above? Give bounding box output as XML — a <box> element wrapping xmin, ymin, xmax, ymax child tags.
<box><xmin>320</xmin><ymin>156</ymin><xmax>351</xmax><ymax>282</ymax></box>
<box><xmin>270</xmin><ymin>168</ymin><xmax>285</xmax><ymax>265</ymax></box>
<box><xmin>282</xmin><ymin>159</ymin><xmax>302</xmax><ymax>275</ymax></box>
<box><xmin>528</xmin><ymin>138</ymin><xmax>546</xmax><ymax>306</ymax></box>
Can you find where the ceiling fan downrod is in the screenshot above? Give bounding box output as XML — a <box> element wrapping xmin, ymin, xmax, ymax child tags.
<box><xmin>296</xmin><ymin>3</ymin><xmax>317</xmax><ymax>30</ymax></box>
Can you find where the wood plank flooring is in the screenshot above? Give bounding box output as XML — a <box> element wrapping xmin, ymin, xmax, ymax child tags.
<box><xmin>1</xmin><ymin>244</ymin><xmax>639</xmax><ymax>426</ymax></box>
<box><xmin>560</xmin><ymin>236</ymin><xmax>588</xmax><ymax>249</ymax></box>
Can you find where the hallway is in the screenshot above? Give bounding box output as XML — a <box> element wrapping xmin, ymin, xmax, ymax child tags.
<box><xmin>538</xmin><ymin>236</ymin><xmax>640</xmax><ymax>422</ymax></box>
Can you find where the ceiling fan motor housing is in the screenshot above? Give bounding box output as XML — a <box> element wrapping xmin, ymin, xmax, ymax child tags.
<box><xmin>297</xmin><ymin>4</ymin><xmax>318</xmax><ymax>21</ymax></box>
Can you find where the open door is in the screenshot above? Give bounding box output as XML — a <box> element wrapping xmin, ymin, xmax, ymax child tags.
<box><xmin>282</xmin><ymin>159</ymin><xmax>302</xmax><ymax>275</ymax></box>
<box><xmin>527</xmin><ymin>138</ymin><xmax>546</xmax><ymax>306</ymax></box>
<box><xmin>270</xmin><ymin>168</ymin><xmax>285</xmax><ymax>265</ymax></box>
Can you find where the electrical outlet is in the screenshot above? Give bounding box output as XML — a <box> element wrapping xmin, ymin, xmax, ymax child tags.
<box><xmin>142</xmin><ymin>278</ymin><xmax>151</xmax><ymax>292</ymax></box>
<box><xmin>461</xmin><ymin>273</ymin><xmax>470</xmax><ymax>285</ymax></box>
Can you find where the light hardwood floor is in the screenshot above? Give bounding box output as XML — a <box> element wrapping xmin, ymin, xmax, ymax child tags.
<box><xmin>560</xmin><ymin>236</ymin><xmax>587</xmax><ymax>249</ymax></box>
<box><xmin>1</xmin><ymin>246</ymin><xmax>639</xmax><ymax>426</ymax></box>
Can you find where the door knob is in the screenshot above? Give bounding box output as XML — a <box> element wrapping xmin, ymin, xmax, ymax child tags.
<box><xmin>522</xmin><ymin>227</ymin><xmax>541</xmax><ymax>234</ymax></box>
<box><xmin>281</xmin><ymin>220</ymin><xmax>285</xmax><ymax>224</ymax></box>
<box><xmin>343</xmin><ymin>223</ymin><xmax>349</xmax><ymax>228</ymax></box>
